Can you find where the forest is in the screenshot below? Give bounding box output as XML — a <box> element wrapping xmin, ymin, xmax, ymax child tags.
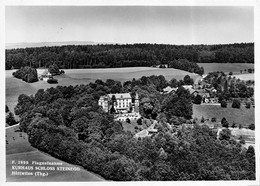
<box><xmin>6</xmin><ymin>43</ymin><xmax>254</xmax><ymax>71</ymax></box>
<box><xmin>15</xmin><ymin>75</ymin><xmax>255</xmax><ymax>181</ymax></box>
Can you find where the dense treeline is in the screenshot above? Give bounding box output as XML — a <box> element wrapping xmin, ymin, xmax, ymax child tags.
<box><xmin>168</xmin><ymin>59</ymin><xmax>204</xmax><ymax>75</ymax></box>
<box><xmin>15</xmin><ymin>75</ymin><xmax>255</xmax><ymax>181</ymax></box>
<box><xmin>6</xmin><ymin>43</ymin><xmax>254</xmax><ymax>70</ymax></box>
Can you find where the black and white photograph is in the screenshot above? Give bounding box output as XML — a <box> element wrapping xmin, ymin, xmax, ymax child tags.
<box><xmin>1</xmin><ymin>0</ymin><xmax>259</xmax><ymax>185</ymax></box>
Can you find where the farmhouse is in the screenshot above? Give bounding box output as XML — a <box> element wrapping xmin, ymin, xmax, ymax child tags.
<box><xmin>39</xmin><ymin>69</ymin><xmax>53</xmax><ymax>81</ymax></box>
<box><xmin>182</xmin><ymin>85</ymin><xmax>219</xmax><ymax>104</ymax></box>
<box><xmin>182</xmin><ymin>85</ymin><xmax>198</xmax><ymax>95</ymax></box>
<box><xmin>98</xmin><ymin>93</ymin><xmax>139</xmax><ymax>114</ymax></box>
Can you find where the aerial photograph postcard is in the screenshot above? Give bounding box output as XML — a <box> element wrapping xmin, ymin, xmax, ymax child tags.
<box><xmin>3</xmin><ymin>1</ymin><xmax>259</xmax><ymax>185</ymax></box>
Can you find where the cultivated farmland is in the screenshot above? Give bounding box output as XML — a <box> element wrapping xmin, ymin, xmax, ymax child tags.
<box><xmin>197</xmin><ymin>63</ymin><xmax>254</xmax><ymax>74</ymax></box>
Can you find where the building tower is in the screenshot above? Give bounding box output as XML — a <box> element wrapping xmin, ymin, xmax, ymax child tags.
<box><xmin>134</xmin><ymin>93</ymin><xmax>139</xmax><ymax>113</ymax></box>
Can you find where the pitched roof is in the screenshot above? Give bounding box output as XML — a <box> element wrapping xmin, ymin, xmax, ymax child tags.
<box><xmin>108</xmin><ymin>93</ymin><xmax>131</xmax><ymax>99</ymax></box>
<box><xmin>200</xmin><ymin>92</ymin><xmax>210</xmax><ymax>97</ymax></box>
<box><xmin>163</xmin><ymin>86</ymin><xmax>178</xmax><ymax>94</ymax></box>
<box><xmin>134</xmin><ymin>130</ymin><xmax>150</xmax><ymax>138</ymax></box>
<box><xmin>182</xmin><ymin>85</ymin><xmax>197</xmax><ymax>94</ymax></box>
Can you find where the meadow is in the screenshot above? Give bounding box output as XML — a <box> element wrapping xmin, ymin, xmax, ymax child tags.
<box><xmin>6</xmin><ymin>125</ymin><xmax>104</xmax><ymax>182</ymax></box>
<box><xmin>193</xmin><ymin>104</ymin><xmax>255</xmax><ymax>128</ymax></box>
<box><xmin>232</xmin><ymin>73</ymin><xmax>254</xmax><ymax>81</ymax></box>
<box><xmin>197</xmin><ymin>63</ymin><xmax>254</xmax><ymax>74</ymax></box>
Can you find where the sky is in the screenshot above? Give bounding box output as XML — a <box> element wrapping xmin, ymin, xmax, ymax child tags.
<box><xmin>5</xmin><ymin>6</ymin><xmax>254</xmax><ymax>45</ymax></box>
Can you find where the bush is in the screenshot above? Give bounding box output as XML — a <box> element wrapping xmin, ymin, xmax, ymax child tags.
<box><xmin>221</xmin><ymin>100</ymin><xmax>227</xmax><ymax>108</ymax></box>
<box><xmin>201</xmin><ymin>116</ymin><xmax>205</xmax><ymax>123</ymax></box>
<box><xmin>248</xmin><ymin>123</ymin><xmax>255</xmax><ymax>130</ymax></box>
<box><xmin>231</xmin><ymin>122</ymin><xmax>236</xmax><ymax>128</ymax></box>
<box><xmin>6</xmin><ymin>112</ymin><xmax>18</xmax><ymax>126</ymax></box>
<box><xmin>232</xmin><ymin>99</ymin><xmax>241</xmax><ymax>109</ymax></box>
<box><xmin>248</xmin><ymin>68</ymin><xmax>253</xmax><ymax>73</ymax></box>
<box><xmin>47</xmin><ymin>78</ymin><xmax>58</xmax><ymax>84</ymax></box>
<box><xmin>192</xmin><ymin>118</ymin><xmax>198</xmax><ymax>124</ymax></box>
<box><xmin>13</xmin><ymin>66</ymin><xmax>38</xmax><ymax>83</ymax></box>
<box><xmin>239</xmin><ymin>136</ymin><xmax>245</xmax><ymax>144</ymax></box>
<box><xmin>229</xmin><ymin>72</ymin><xmax>233</xmax><ymax>76</ymax></box>
<box><xmin>245</xmin><ymin>102</ymin><xmax>251</xmax><ymax>109</ymax></box>
<box><xmin>6</xmin><ymin>105</ymin><xmax>9</xmax><ymax>113</ymax></box>
<box><xmin>221</xmin><ymin>117</ymin><xmax>229</xmax><ymax>128</ymax></box>
<box><xmin>126</xmin><ymin>118</ymin><xmax>131</xmax><ymax>124</ymax></box>
<box><xmin>211</xmin><ymin>117</ymin><xmax>216</xmax><ymax>122</ymax></box>
<box><xmin>193</xmin><ymin>95</ymin><xmax>202</xmax><ymax>104</ymax></box>
<box><xmin>137</xmin><ymin>118</ymin><xmax>142</xmax><ymax>125</ymax></box>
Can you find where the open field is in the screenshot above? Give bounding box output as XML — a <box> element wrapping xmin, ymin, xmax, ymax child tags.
<box><xmin>56</xmin><ymin>67</ymin><xmax>199</xmax><ymax>82</ymax></box>
<box><xmin>6</xmin><ymin>125</ymin><xmax>104</xmax><ymax>182</ymax></box>
<box><xmin>232</xmin><ymin>73</ymin><xmax>254</xmax><ymax>81</ymax></box>
<box><xmin>6</xmin><ymin>67</ymin><xmax>198</xmax><ymax>114</ymax></box>
<box><xmin>197</xmin><ymin>63</ymin><xmax>254</xmax><ymax>74</ymax></box>
<box><xmin>193</xmin><ymin>104</ymin><xmax>255</xmax><ymax>128</ymax></box>
<box><xmin>6</xmin><ymin>125</ymin><xmax>36</xmax><ymax>155</ymax></box>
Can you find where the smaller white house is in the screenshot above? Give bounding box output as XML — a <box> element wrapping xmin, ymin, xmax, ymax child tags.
<box><xmin>39</xmin><ymin>69</ymin><xmax>53</xmax><ymax>81</ymax></box>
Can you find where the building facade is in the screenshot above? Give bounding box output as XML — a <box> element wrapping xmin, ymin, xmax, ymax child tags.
<box><xmin>98</xmin><ymin>93</ymin><xmax>139</xmax><ymax>113</ymax></box>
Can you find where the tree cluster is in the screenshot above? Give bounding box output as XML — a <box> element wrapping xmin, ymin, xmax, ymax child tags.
<box><xmin>6</xmin><ymin>105</ymin><xmax>18</xmax><ymax>126</ymax></box>
<box><xmin>48</xmin><ymin>63</ymin><xmax>65</xmax><ymax>76</ymax></box>
<box><xmin>204</xmin><ymin>72</ymin><xmax>254</xmax><ymax>101</ymax></box>
<box><xmin>6</xmin><ymin>43</ymin><xmax>253</xmax><ymax>70</ymax></box>
<box><xmin>168</xmin><ymin>59</ymin><xmax>204</xmax><ymax>75</ymax></box>
<box><xmin>12</xmin><ymin>66</ymin><xmax>38</xmax><ymax>83</ymax></box>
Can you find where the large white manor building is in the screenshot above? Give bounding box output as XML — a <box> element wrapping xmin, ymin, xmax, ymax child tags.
<box><xmin>98</xmin><ymin>93</ymin><xmax>139</xmax><ymax>114</ymax></box>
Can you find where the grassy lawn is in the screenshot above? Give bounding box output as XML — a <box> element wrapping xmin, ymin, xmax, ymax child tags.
<box><xmin>6</xmin><ymin>125</ymin><xmax>104</xmax><ymax>182</ymax></box>
<box><xmin>6</xmin><ymin>125</ymin><xmax>36</xmax><ymax>155</ymax></box>
<box><xmin>193</xmin><ymin>104</ymin><xmax>254</xmax><ymax>128</ymax></box>
<box><xmin>197</xmin><ymin>63</ymin><xmax>254</xmax><ymax>74</ymax></box>
<box><xmin>122</xmin><ymin>118</ymin><xmax>153</xmax><ymax>134</ymax></box>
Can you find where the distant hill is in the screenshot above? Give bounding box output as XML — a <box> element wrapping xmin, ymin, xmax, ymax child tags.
<box><xmin>5</xmin><ymin>41</ymin><xmax>115</xmax><ymax>49</ymax></box>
